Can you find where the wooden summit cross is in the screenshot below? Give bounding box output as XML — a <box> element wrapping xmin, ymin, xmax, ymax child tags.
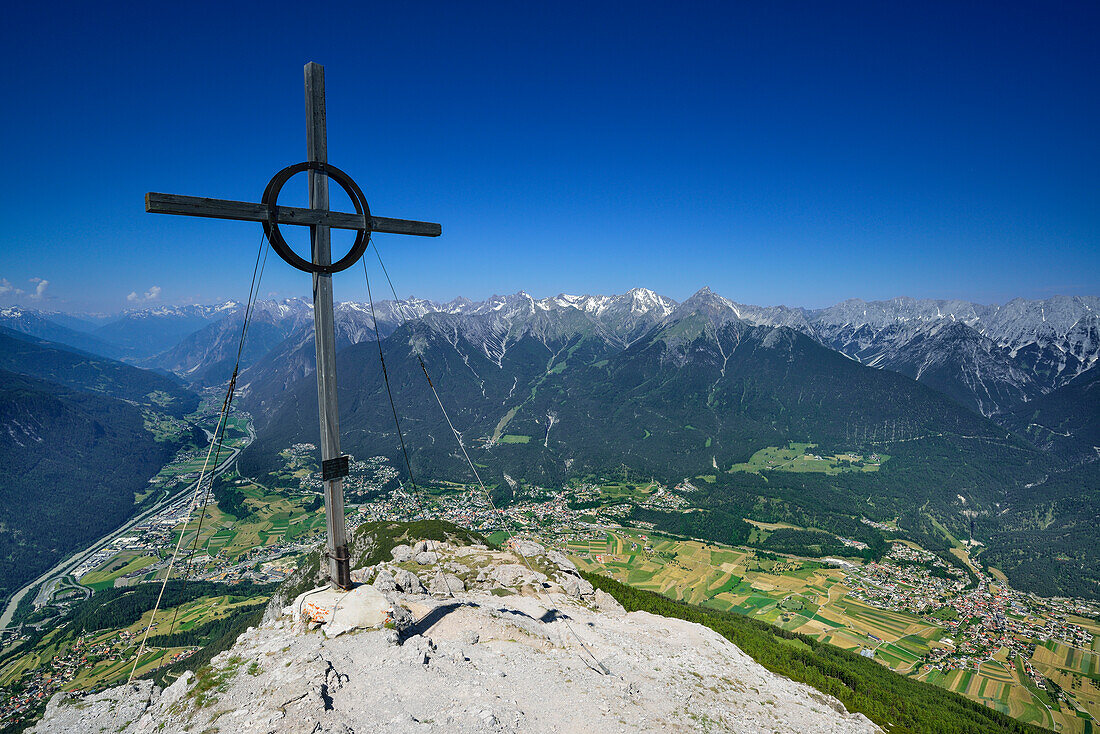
<box><xmin>146</xmin><ymin>62</ymin><xmax>441</xmax><ymax>590</ymax></box>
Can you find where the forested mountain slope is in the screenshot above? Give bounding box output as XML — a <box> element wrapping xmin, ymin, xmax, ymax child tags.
<box><xmin>145</xmin><ymin>311</ymin><xmax>304</xmax><ymax>388</ymax></box>
<box><xmin>1002</xmin><ymin>364</ymin><xmax>1100</xmax><ymax>465</ymax></box>
<box><xmin>0</xmin><ymin>328</ymin><xmax>197</xmax><ymax>417</ymax></box>
<box><xmin>91</xmin><ymin>303</ymin><xmax>237</xmax><ymax>360</ymax></box>
<box><xmin>0</xmin><ymin>308</ymin><xmax>123</xmax><ymax>360</ymax></box>
<box><xmin>980</xmin><ymin>461</ymin><xmax>1100</xmax><ymax>600</ymax></box>
<box><xmin>124</xmin><ymin>290</ymin><xmax>1100</xmax><ymax>422</ymax></box>
<box><xmin>807</xmin><ymin>295</ymin><xmax>1100</xmax><ymax>416</ymax></box>
<box><xmin>0</xmin><ymin>370</ymin><xmax>183</xmax><ymax>602</ymax></box>
<box><xmin>241</xmin><ymin>302</ymin><xmax>1047</xmax><ymax>541</ymax></box>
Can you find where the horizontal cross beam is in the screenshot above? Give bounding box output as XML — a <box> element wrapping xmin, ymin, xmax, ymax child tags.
<box><xmin>145</xmin><ymin>192</ymin><xmax>441</xmax><ymax>237</ymax></box>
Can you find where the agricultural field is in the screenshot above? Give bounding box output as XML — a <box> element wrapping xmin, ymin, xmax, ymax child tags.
<box><xmin>79</xmin><ymin>552</ymin><xmax>160</xmax><ymax>591</ymax></box>
<box><xmin>141</xmin><ymin>409</ymin><xmax>193</xmax><ymax>443</ymax></box>
<box><xmin>145</xmin><ymin>411</ymin><xmax>252</xmax><ymax>482</ymax></box>
<box><xmin>152</xmin><ymin>450</ymin><xmax>223</xmax><ymax>484</ymax></box>
<box><xmin>78</xmin><ymin>475</ymin><xmax>325</xmax><ymax>592</ymax></box>
<box><xmin>919</xmin><ymin>659</ymin><xmax>1065</xmax><ymax>731</ymax></box>
<box><xmin>178</xmin><ymin>479</ymin><xmax>327</xmax><ymax>566</ymax></box>
<box><xmin>219</xmin><ymin>414</ymin><xmax>252</xmax><ymax>447</ymax></box>
<box><xmin>729</xmin><ymin>442</ymin><xmax>888</xmax><ymax>475</ymax></box>
<box><xmin>744</xmin><ymin>519</ymin><xmax>803</xmax><ymax>544</ymax></box>
<box><xmin>564</xmin><ymin>528</ymin><xmax>879</xmax><ymax>635</ymax></box>
<box><xmin>0</xmin><ymin>592</ymin><xmax>268</xmax><ymax>695</ymax></box>
<box><xmin>1029</xmin><ymin>637</ymin><xmax>1100</xmax><ymax>726</ymax></box>
<box><xmin>565</xmin><ymin>527</ymin><xmax>1094</xmax><ymax>733</ymax></box>
<box><xmin>595</xmin><ymin>481</ymin><xmax>657</xmax><ymax>504</ymax></box>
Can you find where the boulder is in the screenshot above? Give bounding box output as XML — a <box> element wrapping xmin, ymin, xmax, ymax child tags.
<box><xmin>372</xmin><ymin>569</ymin><xmax>398</xmax><ymax>593</ymax></box>
<box><xmin>428</xmin><ymin>573</ymin><xmax>466</xmax><ymax>595</ymax></box>
<box><xmin>415</xmin><ymin>551</ymin><xmax>440</xmax><ymax>565</ymax></box>
<box><xmin>158</xmin><ymin>670</ymin><xmax>194</xmax><ymax>710</ymax></box>
<box><xmin>390</xmin><ymin>544</ymin><xmax>413</xmax><ymax>562</ymax></box>
<box><xmin>510</xmin><ymin>539</ymin><xmax>545</xmax><ymax>557</ymax></box>
<box><xmin>547</xmin><ymin>549</ymin><xmax>579</xmax><ymax>574</ymax></box>
<box><xmin>593</xmin><ymin>588</ymin><xmax>625</xmax><ymax>614</ymax></box>
<box><xmin>558</xmin><ymin>574</ymin><xmax>594</xmax><ymax>599</ymax></box>
<box><xmin>294</xmin><ymin>588</ymin><xmax>338</xmax><ymax>625</ymax></box>
<box><xmin>394</xmin><ymin>569</ymin><xmax>426</xmax><ymax>594</ymax></box>
<box><xmin>323</xmin><ymin>585</ymin><xmax>389</xmax><ymax>637</ymax></box>
<box><xmin>490</xmin><ymin>564</ymin><xmax>547</xmax><ymax>588</ymax></box>
<box><xmin>387</xmin><ymin>603</ymin><xmax>415</xmax><ymax>632</ymax></box>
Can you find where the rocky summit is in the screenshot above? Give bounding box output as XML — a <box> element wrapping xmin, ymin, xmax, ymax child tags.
<box><xmin>32</xmin><ymin>540</ymin><xmax>877</xmax><ymax>733</ymax></box>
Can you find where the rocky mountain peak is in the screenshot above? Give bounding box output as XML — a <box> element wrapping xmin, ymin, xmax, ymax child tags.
<box><xmin>675</xmin><ymin>286</ymin><xmax>736</xmax><ymax>313</ymax></box>
<box><xmin>622</xmin><ymin>287</ymin><xmax>676</xmax><ymax>316</ymax></box>
<box><xmin>668</xmin><ymin>288</ymin><xmax>762</xmax><ymax>333</ymax></box>
<box><xmin>32</xmin><ymin>536</ymin><xmax>876</xmax><ymax>734</ymax></box>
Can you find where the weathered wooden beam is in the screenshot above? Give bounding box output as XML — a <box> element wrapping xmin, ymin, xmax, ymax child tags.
<box><xmin>145</xmin><ymin>192</ymin><xmax>441</xmax><ymax>237</ymax></box>
<box><xmin>306</xmin><ymin>61</ymin><xmax>352</xmax><ymax>592</ymax></box>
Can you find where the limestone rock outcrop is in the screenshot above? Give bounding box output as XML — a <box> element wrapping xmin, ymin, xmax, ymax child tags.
<box><xmin>31</xmin><ymin>540</ymin><xmax>878</xmax><ymax>734</ymax></box>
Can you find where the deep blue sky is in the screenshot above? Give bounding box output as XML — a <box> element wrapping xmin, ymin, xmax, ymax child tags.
<box><xmin>1</xmin><ymin>2</ymin><xmax>1096</xmax><ymax>312</ymax></box>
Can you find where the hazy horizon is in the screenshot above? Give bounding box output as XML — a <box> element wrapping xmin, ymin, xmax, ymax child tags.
<box><xmin>2</xmin><ymin>4</ymin><xmax>1097</xmax><ymax>313</ymax></box>
<box><xmin>6</xmin><ymin>285</ymin><xmax>1099</xmax><ymax>320</ymax></box>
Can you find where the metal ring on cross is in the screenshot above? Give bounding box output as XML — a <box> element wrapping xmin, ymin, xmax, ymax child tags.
<box><xmin>261</xmin><ymin>161</ymin><xmax>372</xmax><ymax>274</ymax></box>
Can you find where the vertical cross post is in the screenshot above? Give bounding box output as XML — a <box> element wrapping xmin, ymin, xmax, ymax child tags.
<box><xmin>305</xmin><ymin>62</ymin><xmax>351</xmax><ymax>589</ymax></box>
<box><xmin>144</xmin><ymin>62</ymin><xmax>441</xmax><ymax>591</ymax></box>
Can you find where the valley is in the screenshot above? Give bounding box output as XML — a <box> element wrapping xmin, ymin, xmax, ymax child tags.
<box><xmin>5</xmin><ymin>7</ymin><xmax>1096</xmax><ymax>730</ymax></box>
<box><xmin>2</xmin><ymin>434</ymin><xmax>1096</xmax><ymax>731</ymax></box>
<box><xmin>0</xmin><ymin>290</ymin><xmax>1097</xmax><ymax>732</ymax></box>
<box><xmin>568</xmin><ymin>528</ymin><xmax>1099</xmax><ymax>733</ymax></box>
<box><xmin>0</xmin><ymin>399</ymin><xmax>242</xmax><ymax>629</ymax></box>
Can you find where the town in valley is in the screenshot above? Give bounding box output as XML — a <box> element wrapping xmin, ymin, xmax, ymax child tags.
<box><xmin>0</xmin><ymin>402</ymin><xmax>1096</xmax><ymax>733</ymax></box>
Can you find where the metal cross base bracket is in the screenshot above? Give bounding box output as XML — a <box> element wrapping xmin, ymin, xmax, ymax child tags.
<box><xmin>326</xmin><ymin>548</ymin><xmax>351</xmax><ymax>562</ymax></box>
<box><xmin>326</xmin><ymin>545</ymin><xmax>352</xmax><ymax>591</ymax></box>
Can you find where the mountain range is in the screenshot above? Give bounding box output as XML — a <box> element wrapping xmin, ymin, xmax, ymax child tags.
<box><xmin>234</xmin><ymin>290</ymin><xmax>1071</xmax><ymax>585</ymax></box>
<box><xmin>2</xmin><ymin>288</ymin><xmax>1097</xmax><ymax>600</ymax></box>
<box><xmin>7</xmin><ymin>290</ymin><xmax>1095</xmax><ymax>420</ymax></box>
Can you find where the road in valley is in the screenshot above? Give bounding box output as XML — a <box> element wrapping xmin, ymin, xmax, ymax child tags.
<box><xmin>0</xmin><ymin>436</ymin><xmax>245</xmax><ymax>631</ymax></box>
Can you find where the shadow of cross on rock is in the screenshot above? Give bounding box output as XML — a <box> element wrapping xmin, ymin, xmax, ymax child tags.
<box><xmin>401</xmin><ymin>600</ymin><xmax>578</xmax><ymax>641</ymax></box>
<box><xmin>403</xmin><ymin>601</ymin><xmax>474</xmax><ymax>639</ymax></box>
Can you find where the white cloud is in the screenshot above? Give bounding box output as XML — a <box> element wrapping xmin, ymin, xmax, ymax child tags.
<box><xmin>127</xmin><ymin>285</ymin><xmax>162</xmax><ymax>303</ymax></box>
<box><xmin>0</xmin><ymin>277</ymin><xmax>33</xmax><ymax>301</ymax></box>
<box><xmin>28</xmin><ymin>278</ymin><xmax>48</xmax><ymax>300</ymax></box>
